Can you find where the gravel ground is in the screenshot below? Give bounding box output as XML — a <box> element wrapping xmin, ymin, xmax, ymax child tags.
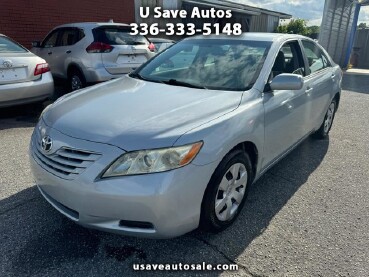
<box><xmin>0</xmin><ymin>74</ymin><xmax>368</xmax><ymax>276</ymax></box>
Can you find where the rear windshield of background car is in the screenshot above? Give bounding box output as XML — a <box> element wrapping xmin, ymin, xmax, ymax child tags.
<box><xmin>93</xmin><ymin>26</ymin><xmax>149</xmax><ymax>46</ymax></box>
<box><xmin>0</xmin><ymin>36</ymin><xmax>27</xmax><ymax>53</ymax></box>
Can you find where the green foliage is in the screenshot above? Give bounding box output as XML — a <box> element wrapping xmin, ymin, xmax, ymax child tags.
<box><xmin>307</xmin><ymin>25</ymin><xmax>320</xmax><ymax>34</ymax></box>
<box><xmin>358</xmin><ymin>23</ymin><xmax>367</xmax><ymax>29</ymax></box>
<box><xmin>276</xmin><ymin>19</ymin><xmax>319</xmax><ymax>37</ymax></box>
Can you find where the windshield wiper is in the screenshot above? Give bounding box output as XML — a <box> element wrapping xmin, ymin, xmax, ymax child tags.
<box><xmin>129</xmin><ymin>72</ymin><xmax>144</xmax><ymax>80</ymax></box>
<box><xmin>130</xmin><ymin>74</ymin><xmax>206</xmax><ymax>89</ymax></box>
<box><xmin>129</xmin><ymin>72</ymin><xmax>166</xmax><ymax>84</ymax></box>
<box><xmin>162</xmin><ymin>79</ymin><xmax>207</xmax><ymax>89</ymax></box>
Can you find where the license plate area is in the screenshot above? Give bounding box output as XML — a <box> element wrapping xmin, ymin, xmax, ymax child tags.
<box><xmin>117</xmin><ymin>54</ymin><xmax>147</xmax><ymax>65</ymax></box>
<box><xmin>0</xmin><ymin>67</ymin><xmax>27</xmax><ymax>83</ymax></box>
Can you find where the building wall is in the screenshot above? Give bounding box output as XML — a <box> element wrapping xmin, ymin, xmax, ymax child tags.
<box><xmin>249</xmin><ymin>14</ymin><xmax>280</xmax><ymax>33</ymax></box>
<box><xmin>0</xmin><ymin>0</ymin><xmax>135</xmax><ymax>48</ymax></box>
<box><xmin>135</xmin><ymin>0</ymin><xmax>277</xmax><ymax>39</ymax></box>
<box><xmin>352</xmin><ymin>28</ymin><xmax>369</xmax><ymax>69</ymax></box>
<box><xmin>319</xmin><ymin>0</ymin><xmax>358</xmax><ymax>67</ymax></box>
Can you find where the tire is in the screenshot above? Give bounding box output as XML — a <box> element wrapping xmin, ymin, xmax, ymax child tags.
<box><xmin>312</xmin><ymin>99</ymin><xmax>337</xmax><ymax>139</ymax></box>
<box><xmin>68</xmin><ymin>68</ymin><xmax>86</xmax><ymax>91</ymax></box>
<box><xmin>200</xmin><ymin>149</ymin><xmax>253</xmax><ymax>233</ymax></box>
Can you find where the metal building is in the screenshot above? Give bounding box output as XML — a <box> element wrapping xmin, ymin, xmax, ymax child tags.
<box><xmin>319</xmin><ymin>0</ymin><xmax>369</xmax><ymax>68</ymax></box>
<box><xmin>134</xmin><ymin>0</ymin><xmax>291</xmax><ymax>38</ymax></box>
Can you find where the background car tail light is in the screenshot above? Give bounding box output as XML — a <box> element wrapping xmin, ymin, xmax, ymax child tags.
<box><xmin>148</xmin><ymin>42</ymin><xmax>155</xmax><ymax>52</ymax></box>
<box><xmin>34</xmin><ymin>63</ymin><xmax>50</xmax><ymax>76</ymax></box>
<box><xmin>86</xmin><ymin>42</ymin><xmax>114</xmax><ymax>53</ymax></box>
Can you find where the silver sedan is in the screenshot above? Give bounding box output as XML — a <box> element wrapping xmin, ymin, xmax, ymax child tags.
<box><xmin>30</xmin><ymin>33</ymin><xmax>341</xmax><ymax>238</ymax></box>
<box><xmin>0</xmin><ymin>34</ymin><xmax>53</xmax><ymax>108</ymax></box>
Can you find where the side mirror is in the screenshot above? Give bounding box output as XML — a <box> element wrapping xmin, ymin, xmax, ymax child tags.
<box><xmin>270</xmin><ymin>73</ymin><xmax>304</xmax><ymax>91</ymax></box>
<box><xmin>32</xmin><ymin>41</ymin><xmax>41</xmax><ymax>48</ymax></box>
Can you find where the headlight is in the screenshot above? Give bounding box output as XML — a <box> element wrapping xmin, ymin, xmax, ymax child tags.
<box><xmin>102</xmin><ymin>142</ymin><xmax>203</xmax><ymax>178</ymax></box>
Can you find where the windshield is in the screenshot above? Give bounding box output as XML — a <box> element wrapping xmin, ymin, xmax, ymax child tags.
<box><xmin>134</xmin><ymin>39</ymin><xmax>271</xmax><ymax>91</ymax></box>
<box><xmin>0</xmin><ymin>36</ymin><xmax>28</xmax><ymax>53</ymax></box>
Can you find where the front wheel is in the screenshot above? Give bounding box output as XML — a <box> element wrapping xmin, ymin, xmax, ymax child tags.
<box><xmin>312</xmin><ymin>99</ymin><xmax>337</xmax><ymax>139</ymax></box>
<box><xmin>200</xmin><ymin>150</ymin><xmax>253</xmax><ymax>233</ymax></box>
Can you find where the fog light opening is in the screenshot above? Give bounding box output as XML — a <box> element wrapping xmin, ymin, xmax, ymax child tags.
<box><xmin>119</xmin><ymin>220</ymin><xmax>154</xmax><ymax>230</ymax></box>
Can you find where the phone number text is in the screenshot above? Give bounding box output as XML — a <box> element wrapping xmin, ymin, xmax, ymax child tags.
<box><xmin>130</xmin><ymin>23</ymin><xmax>242</xmax><ymax>36</ymax></box>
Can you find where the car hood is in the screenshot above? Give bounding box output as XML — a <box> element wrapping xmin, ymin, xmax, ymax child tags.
<box><xmin>43</xmin><ymin>76</ymin><xmax>242</xmax><ymax>151</ymax></box>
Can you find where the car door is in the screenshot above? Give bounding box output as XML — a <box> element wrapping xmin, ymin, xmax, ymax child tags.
<box><xmin>262</xmin><ymin>40</ymin><xmax>310</xmax><ymax>167</ymax></box>
<box><xmin>51</xmin><ymin>28</ymin><xmax>81</xmax><ymax>78</ymax></box>
<box><xmin>300</xmin><ymin>40</ymin><xmax>336</xmax><ymax>131</ymax></box>
<box><xmin>33</xmin><ymin>29</ymin><xmax>61</xmax><ymax>77</ymax></box>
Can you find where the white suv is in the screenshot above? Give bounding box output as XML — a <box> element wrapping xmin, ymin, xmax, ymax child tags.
<box><xmin>32</xmin><ymin>22</ymin><xmax>155</xmax><ymax>90</ymax></box>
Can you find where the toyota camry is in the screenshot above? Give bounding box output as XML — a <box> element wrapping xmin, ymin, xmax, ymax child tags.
<box><xmin>30</xmin><ymin>33</ymin><xmax>342</xmax><ymax>238</ymax></box>
<box><xmin>0</xmin><ymin>34</ymin><xmax>54</xmax><ymax>108</ymax></box>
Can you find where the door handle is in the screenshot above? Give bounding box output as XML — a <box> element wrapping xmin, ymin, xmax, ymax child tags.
<box><xmin>47</xmin><ymin>52</ymin><xmax>52</xmax><ymax>55</ymax></box>
<box><xmin>66</xmin><ymin>50</ymin><xmax>71</xmax><ymax>54</ymax></box>
<box><xmin>331</xmin><ymin>74</ymin><xmax>336</xmax><ymax>80</ymax></box>
<box><xmin>306</xmin><ymin>87</ymin><xmax>313</xmax><ymax>94</ymax></box>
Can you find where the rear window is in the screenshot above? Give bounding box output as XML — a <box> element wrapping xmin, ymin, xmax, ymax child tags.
<box><xmin>93</xmin><ymin>26</ymin><xmax>149</xmax><ymax>46</ymax></box>
<box><xmin>0</xmin><ymin>36</ymin><xmax>27</xmax><ymax>53</ymax></box>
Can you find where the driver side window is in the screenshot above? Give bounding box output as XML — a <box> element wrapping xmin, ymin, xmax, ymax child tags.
<box><xmin>271</xmin><ymin>41</ymin><xmax>305</xmax><ymax>79</ymax></box>
<box><xmin>42</xmin><ymin>30</ymin><xmax>60</xmax><ymax>48</ymax></box>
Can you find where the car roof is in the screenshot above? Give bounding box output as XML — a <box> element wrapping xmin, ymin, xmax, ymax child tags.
<box><xmin>52</xmin><ymin>22</ymin><xmax>130</xmax><ymax>29</ymax></box>
<box><xmin>187</xmin><ymin>32</ymin><xmax>309</xmax><ymax>42</ymax></box>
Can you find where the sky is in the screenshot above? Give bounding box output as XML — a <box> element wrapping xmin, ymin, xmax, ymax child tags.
<box><xmin>228</xmin><ymin>0</ymin><xmax>369</xmax><ymax>26</ymax></box>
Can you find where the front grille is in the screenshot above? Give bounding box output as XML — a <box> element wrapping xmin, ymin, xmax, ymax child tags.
<box><xmin>32</xmin><ymin>132</ymin><xmax>101</xmax><ymax>180</ymax></box>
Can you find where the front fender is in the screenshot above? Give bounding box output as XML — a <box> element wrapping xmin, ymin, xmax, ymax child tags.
<box><xmin>175</xmin><ymin>90</ymin><xmax>264</xmax><ymax>176</ymax></box>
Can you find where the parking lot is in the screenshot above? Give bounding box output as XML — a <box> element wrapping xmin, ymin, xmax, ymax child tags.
<box><xmin>0</xmin><ymin>73</ymin><xmax>368</xmax><ymax>276</ymax></box>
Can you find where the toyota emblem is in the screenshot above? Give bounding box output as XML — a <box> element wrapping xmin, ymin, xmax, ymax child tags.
<box><xmin>41</xmin><ymin>136</ymin><xmax>53</xmax><ymax>152</ymax></box>
<box><xmin>2</xmin><ymin>60</ymin><xmax>13</xmax><ymax>68</ymax></box>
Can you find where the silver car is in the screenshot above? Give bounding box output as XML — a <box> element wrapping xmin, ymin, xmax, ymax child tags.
<box><xmin>30</xmin><ymin>33</ymin><xmax>342</xmax><ymax>238</ymax></box>
<box><xmin>0</xmin><ymin>34</ymin><xmax>54</xmax><ymax>108</ymax></box>
<box><xmin>31</xmin><ymin>23</ymin><xmax>156</xmax><ymax>91</ymax></box>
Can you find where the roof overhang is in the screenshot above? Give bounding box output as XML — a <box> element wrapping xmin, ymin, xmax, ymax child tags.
<box><xmin>357</xmin><ymin>0</ymin><xmax>369</xmax><ymax>5</ymax></box>
<box><xmin>182</xmin><ymin>0</ymin><xmax>292</xmax><ymax>18</ymax></box>
<box><xmin>183</xmin><ymin>0</ymin><xmax>260</xmax><ymax>16</ymax></box>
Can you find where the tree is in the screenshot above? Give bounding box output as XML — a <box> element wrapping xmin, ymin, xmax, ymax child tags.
<box><xmin>358</xmin><ymin>23</ymin><xmax>367</xmax><ymax>29</ymax></box>
<box><xmin>307</xmin><ymin>25</ymin><xmax>320</xmax><ymax>34</ymax></box>
<box><xmin>307</xmin><ymin>25</ymin><xmax>320</xmax><ymax>39</ymax></box>
<box><xmin>276</xmin><ymin>19</ymin><xmax>310</xmax><ymax>36</ymax></box>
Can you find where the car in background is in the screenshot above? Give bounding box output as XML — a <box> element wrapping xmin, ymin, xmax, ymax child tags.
<box><xmin>30</xmin><ymin>33</ymin><xmax>341</xmax><ymax>238</ymax></box>
<box><xmin>31</xmin><ymin>23</ymin><xmax>156</xmax><ymax>91</ymax></box>
<box><xmin>0</xmin><ymin>34</ymin><xmax>54</xmax><ymax>108</ymax></box>
<box><xmin>149</xmin><ymin>38</ymin><xmax>175</xmax><ymax>53</ymax></box>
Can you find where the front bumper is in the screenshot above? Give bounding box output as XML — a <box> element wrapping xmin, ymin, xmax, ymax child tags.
<box><xmin>0</xmin><ymin>72</ymin><xmax>54</xmax><ymax>108</ymax></box>
<box><xmin>29</xmin><ymin>122</ymin><xmax>216</xmax><ymax>238</ymax></box>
